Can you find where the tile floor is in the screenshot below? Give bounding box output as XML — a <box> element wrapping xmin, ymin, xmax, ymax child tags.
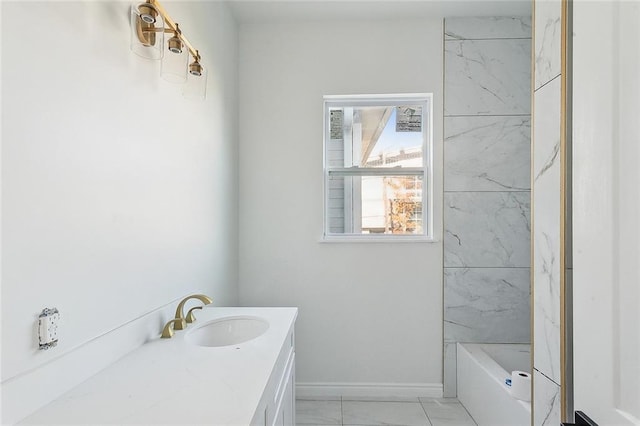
<box><xmin>296</xmin><ymin>396</ymin><xmax>477</xmax><ymax>426</ymax></box>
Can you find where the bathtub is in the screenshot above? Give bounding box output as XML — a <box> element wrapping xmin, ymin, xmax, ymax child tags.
<box><xmin>457</xmin><ymin>343</ymin><xmax>531</xmax><ymax>426</ymax></box>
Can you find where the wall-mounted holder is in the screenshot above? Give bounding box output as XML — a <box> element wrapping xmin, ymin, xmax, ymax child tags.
<box><xmin>38</xmin><ymin>308</ymin><xmax>60</xmax><ymax>350</ymax></box>
<box><xmin>130</xmin><ymin>0</ymin><xmax>207</xmax><ymax>99</ymax></box>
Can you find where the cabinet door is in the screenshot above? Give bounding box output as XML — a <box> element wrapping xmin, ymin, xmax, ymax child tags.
<box><xmin>282</xmin><ymin>356</ymin><xmax>295</xmax><ymax>426</ymax></box>
<box><xmin>274</xmin><ymin>404</ymin><xmax>284</xmax><ymax>426</ymax></box>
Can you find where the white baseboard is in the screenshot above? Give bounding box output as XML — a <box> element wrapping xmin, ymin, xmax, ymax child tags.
<box><xmin>1</xmin><ymin>300</ymin><xmax>179</xmax><ymax>425</ymax></box>
<box><xmin>296</xmin><ymin>382</ymin><xmax>443</xmax><ymax>399</ymax></box>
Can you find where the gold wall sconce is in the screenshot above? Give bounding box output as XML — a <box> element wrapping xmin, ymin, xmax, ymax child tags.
<box><xmin>130</xmin><ymin>1</ymin><xmax>207</xmax><ymax>99</ymax></box>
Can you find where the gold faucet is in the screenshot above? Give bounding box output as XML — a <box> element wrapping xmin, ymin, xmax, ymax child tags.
<box><xmin>160</xmin><ymin>294</ymin><xmax>213</xmax><ymax>338</ymax></box>
<box><xmin>174</xmin><ymin>294</ymin><xmax>213</xmax><ymax>329</ymax></box>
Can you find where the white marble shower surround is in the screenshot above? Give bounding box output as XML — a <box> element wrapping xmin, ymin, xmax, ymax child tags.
<box><xmin>534</xmin><ymin>369</ymin><xmax>561</xmax><ymax>426</ymax></box>
<box><xmin>533</xmin><ymin>76</ymin><xmax>562</xmax><ymax>384</ymax></box>
<box><xmin>445</xmin><ymin>39</ymin><xmax>531</xmax><ymax>116</ymax></box>
<box><xmin>445</xmin><ymin>267</ymin><xmax>531</xmax><ymax>343</ymax></box>
<box><xmin>443</xmin><ymin>16</ymin><xmax>532</xmax><ymax>398</ymax></box>
<box><xmin>444</xmin><ymin>192</ymin><xmax>531</xmax><ymax>268</ymax></box>
<box><xmin>445</xmin><ymin>116</ymin><xmax>531</xmax><ymax>191</ymax></box>
<box><xmin>531</xmin><ymin>0</ymin><xmax>564</xmax><ymax>423</ymax></box>
<box><xmin>534</xmin><ymin>0</ymin><xmax>562</xmax><ymax>90</ymax></box>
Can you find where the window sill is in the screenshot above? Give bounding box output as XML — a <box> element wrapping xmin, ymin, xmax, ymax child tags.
<box><xmin>319</xmin><ymin>236</ymin><xmax>440</xmax><ymax>244</ymax></box>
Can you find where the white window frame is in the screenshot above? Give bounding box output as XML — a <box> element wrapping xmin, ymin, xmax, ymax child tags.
<box><xmin>322</xmin><ymin>93</ymin><xmax>434</xmax><ymax>242</ymax></box>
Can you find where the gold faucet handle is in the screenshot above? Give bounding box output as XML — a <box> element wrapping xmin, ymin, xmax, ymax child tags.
<box><xmin>185</xmin><ymin>306</ymin><xmax>202</xmax><ymax>323</ymax></box>
<box><xmin>161</xmin><ymin>318</ymin><xmax>186</xmax><ymax>338</ymax></box>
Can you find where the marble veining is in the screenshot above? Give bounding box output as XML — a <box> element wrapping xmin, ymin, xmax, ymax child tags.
<box><xmin>533</xmin><ymin>164</ymin><xmax>561</xmax><ymax>383</ymax></box>
<box><xmin>445</xmin><ymin>116</ymin><xmax>531</xmax><ymax>191</ymax></box>
<box><xmin>535</xmin><ymin>141</ymin><xmax>560</xmax><ymax>182</ymax></box>
<box><xmin>534</xmin><ymin>0</ymin><xmax>562</xmax><ymax>89</ymax></box>
<box><xmin>445</xmin><ymin>268</ymin><xmax>531</xmax><ymax>343</ymax></box>
<box><xmin>445</xmin><ymin>16</ymin><xmax>532</xmax><ymax>40</ymax></box>
<box><xmin>445</xmin><ymin>39</ymin><xmax>531</xmax><ymax>116</ymax></box>
<box><xmin>533</xmin><ymin>77</ymin><xmax>562</xmax><ymax>384</ymax></box>
<box><xmin>444</xmin><ymin>192</ymin><xmax>531</xmax><ymax>268</ymax></box>
<box><xmin>533</xmin><ymin>77</ymin><xmax>561</xmax><ymax>181</ymax></box>
<box><xmin>534</xmin><ymin>370</ymin><xmax>561</xmax><ymax>426</ymax></box>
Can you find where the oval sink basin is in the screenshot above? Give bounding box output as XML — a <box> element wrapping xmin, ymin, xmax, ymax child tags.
<box><xmin>185</xmin><ymin>316</ymin><xmax>269</xmax><ymax>347</ymax></box>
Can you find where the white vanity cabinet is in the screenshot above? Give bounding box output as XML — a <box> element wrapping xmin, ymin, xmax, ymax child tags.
<box><xmin>18</xmin><ymin>308</ymin><xmax>298</xmax><ymax>426</ymax></box>
<box><xmin>252</xmin><ymin>327</ymin><xmax>296</xmax><ymax>426</ymax></box>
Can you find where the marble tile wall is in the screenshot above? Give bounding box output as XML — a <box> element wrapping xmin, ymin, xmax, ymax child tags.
<box><xmin>533</xmin><ymin>77</ymin><xmax>561</xmax><ymax>385</ymax></box>
<box><xmin>444</xmin><ymin>116</ymin><xmax>531</xmax><ymax>192</ymax></box>
<box><xmin>445</xmin><ymin>268</ymin><xmax>530</xmax><ymax>343</ymax></box>
<box><xmin>534</xmin><ymin>0</ymin><xmax>562</xmax><ymax>90</ymax></box>
<box><xmin>443</xmin><ymin>16</ymin><xmax>532</xmax><ymax>397</ymax></box>
<box><xmin>444</xmin><ymin>192</ymin><xmax>530</xmax><ymax>268</ymax></box>
<box><xmin>534</xmin><ymin>370</ymin><xmax>561</xmax><ymax>426</ymax></box>
<box><xmin>445</xmin><ymin>39</ymin><xmax>531</xmax><ymax>116</ymax></box>
<box><xmin>532</xmin><ymin>0</ymin><xmax>563</xmax><ymax>424</ymax></box>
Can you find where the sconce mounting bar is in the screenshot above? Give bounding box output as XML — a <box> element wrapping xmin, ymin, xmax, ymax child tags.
<box><xmin>147</xmin><ymin>0</ymin><xmax>199</xmax><ymax>59</ymax></box>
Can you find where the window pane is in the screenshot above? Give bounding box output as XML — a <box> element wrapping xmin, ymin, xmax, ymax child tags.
<box><xmin>327</xmin><ymin>174</ymin><xmax>423</xmax><ymax>235</ymax></box>
<box><xmin>328</xmin><ymin>106</ymin><xmax>424</xmax><ymax>169</ymax></box>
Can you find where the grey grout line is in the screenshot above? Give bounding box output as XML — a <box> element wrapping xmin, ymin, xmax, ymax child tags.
<box><xmin>459</xmin><ymin>401</ymin><xmax>479</xmax><ymax>426</ymax></box>
<box><xmin>444</xmin><ymin>114</ymin><xmax>531</xmax><ymax>118</ymax></box>
<box><xmin>534</xmin><ymin>73</ymin><xmax>561</xmax><ymax>93</ymax></box>
<box><xmin>443</xmin><ymin>190</ymin><xmax>531</xmax><ymax>193</ymax></box>
<box><xmin>444</xmin><ymin>37</ymin><xmax>532</xmax><ymax>41</ymax></box>
<box><xmin>534</xmin><ymin>367</ymin><xmax>561</xmax><ymax>387</ymax></box>
<box><xmin>340</xmin><ymin>396</ymin><xmax>344</xmax><ymax>426</ymax></box>
<box><xmin>418</xmin><ymin>400</ymin><xmax>434</xmax><ymax>426</ymax></box>
<box><xmin>444</xmin><ymin>266</ymin><xmax>530</xmax><ymax>269</ymax></box>
<box><xmin>443</xmin><ymin>266</ymin><xmax>531</xmax><ymax>270</ymax></box>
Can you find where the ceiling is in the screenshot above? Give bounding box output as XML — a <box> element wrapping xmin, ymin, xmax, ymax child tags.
<box><xmin>226</xmin><ymin>0</ymin><xmax>532</xmax><ymax>23</ymax></box>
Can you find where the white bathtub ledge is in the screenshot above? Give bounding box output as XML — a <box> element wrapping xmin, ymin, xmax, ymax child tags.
<box><xmin>457</xmin><ymin>343</ymin><xmax>531</xmax><ymax>426</ymax></box>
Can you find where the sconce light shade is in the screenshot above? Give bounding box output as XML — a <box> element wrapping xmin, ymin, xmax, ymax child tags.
<box><xmin>130</xmin><ymin>2</ymin><xmax>164</xmax><ymax>60</ymax></box>
<box><xmin>183</xmin><ymin>65</ymin><xmax>207</xmax><ymax>99</ymax></box>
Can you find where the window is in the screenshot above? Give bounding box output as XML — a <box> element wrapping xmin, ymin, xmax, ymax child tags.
<box><xmin>323</xmin><ymin>94</ymin><xmax>432</xmax><ymax>240</ymax></box>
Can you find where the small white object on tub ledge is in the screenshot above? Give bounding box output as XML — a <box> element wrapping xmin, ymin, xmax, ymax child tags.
<box><xmin>510</xmin><ymin>370</ymin><xmax>532</xmax><ymax>401</ymax></box>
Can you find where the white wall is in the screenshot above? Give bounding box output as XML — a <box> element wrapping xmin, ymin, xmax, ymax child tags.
<box><xmin>238</xmin><ymin>20</ymin><xmax>444</xmax><ymax>391</ymax></box>
<box><xmin>1</xmin><ymin>1</ymin><xmax>238</xmax><ymax>422</ymax></box>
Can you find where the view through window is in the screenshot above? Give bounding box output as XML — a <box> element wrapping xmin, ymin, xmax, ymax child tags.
<box><xmin>324</xmin><ymin>95</ymin><xmax>432</xmax><ymax>239</ymax></box>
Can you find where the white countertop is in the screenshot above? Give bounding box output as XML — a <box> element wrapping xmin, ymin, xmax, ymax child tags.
<box><xmin>19</xmin><ymin>307</ymin><xmax>298</xmax><ymax>425</ymax></box>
